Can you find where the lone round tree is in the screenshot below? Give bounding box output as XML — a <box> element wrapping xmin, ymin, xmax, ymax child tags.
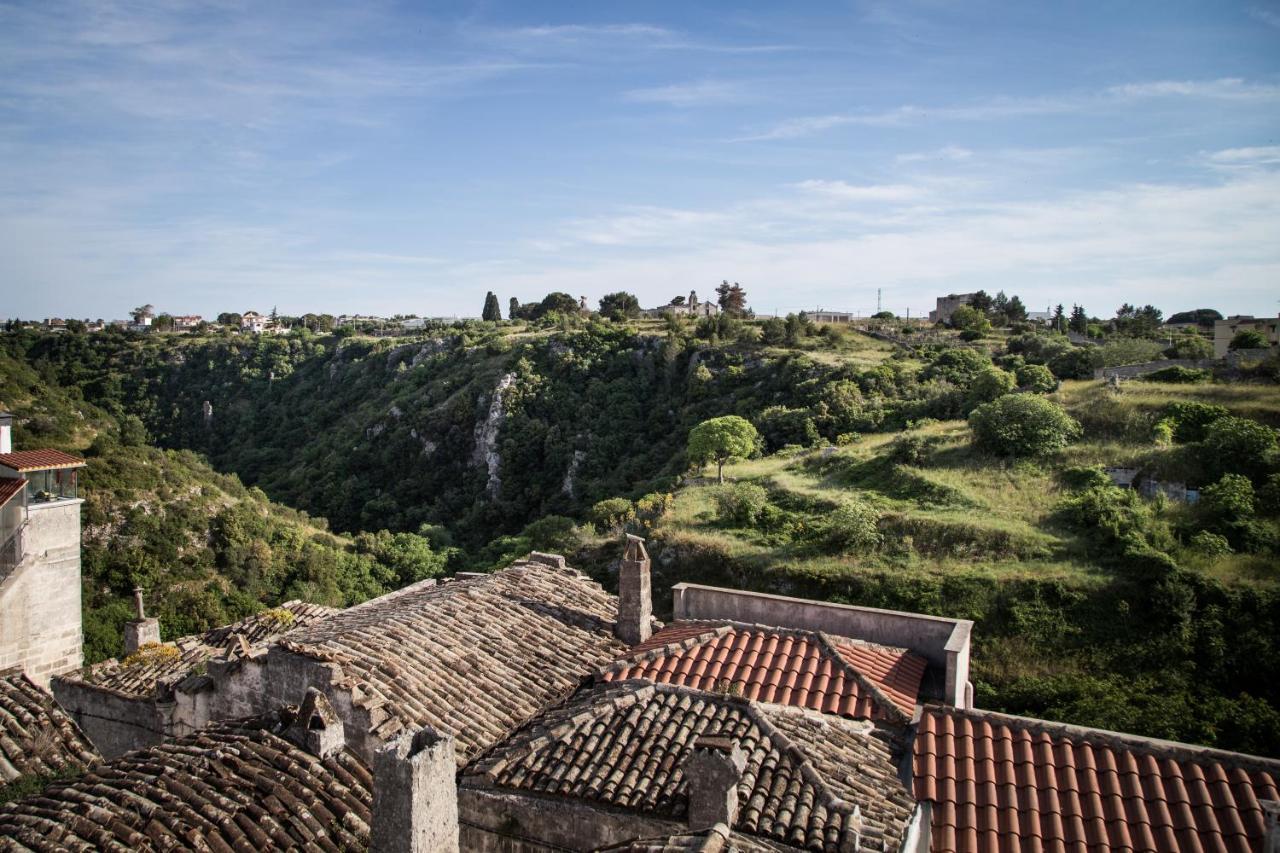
<box><xmin>688</xmin><ymin>415</ymin><xmax>758</xmax><ymax>483</ymax></box>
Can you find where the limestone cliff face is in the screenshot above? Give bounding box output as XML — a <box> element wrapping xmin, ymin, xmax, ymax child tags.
<box><xmin>473</xmin><ymin>373</ymin><xmax>516</xmax><ymax>497</ymax></box>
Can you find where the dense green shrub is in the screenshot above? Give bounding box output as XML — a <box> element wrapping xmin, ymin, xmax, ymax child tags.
<box><xmin>713</xmin><ymin>482</ymin><xmax>770</xmax><ymax>527</ymax></box>
<box><xmin>887</xmin><ymin>433</ymin><xmax>935</xmax><ymax>465</ymax></box>
<box><xmin>969</xmin><ymin>394</ymin><xmax>1081</xmax><ymax>457</ymax></box>
<box><xmin>814</xmin><ymin>499</ymin><xmax>881</xmax><ymax>553</ymax></box>
<box><xmin>966</xmin><ymin>367</ymin><xmax>1017</xmax><ymax>411</ymax></box>
<box><xmin>588</xmin><ymin>498</ymin><xmax>635</xmax><ymax>533</ymax></box>
<box><xmin>1203</xmin><ymin>417</ymin><xmax>1278</xmax><ymax>478</ymax></box>
<box><xmin>1059</xmin><ymin>465</ymin><xmax>1113</xmax><ymax>491</ymax></box>
<box><xmin>754</xmin><ymin>406</ymin><xmax>820</xmax><ymax>451</ymax></box>
<box><xmin>1164</xmin><ymin>335</ymin><xmax>1213</xmax><ymax>360</ymax></box>
<box><xmin>519</xmin><ymin>515</ymin><xmax>582</xmax><ymax>554</ymax></box>
<box><xmin>1015</xmin><ymin>363</ymin><xmax>1058</xmax><ymax>393</ymax></box>
<box><xmin>1258</xmin><ymin>474</ymin><xmax>1280</xmax><ymax>516</ymax></box>
<box><xmin>1200</xmin><ymin>474</ymin><xmax>1256</xmax><ymax>522</ymax></box>
<box><xmin>1161</xmin><ymin>402</ymin><xmax>1229</xmax><ymax>443</ymax></box>
<box><xmin>1189</xmin><ymin>531</ymin><xmax>1233</xmax><ymax>556</ymax></box>
<box><xmin>1048</xmin><ymin>347</ymin><xmax>1101</xmax><ymax>380</ymax></box>
<box><xmin>923</xmin><ymin>348</ymin><xmax>991</xmax><ymax>388</ymax></box>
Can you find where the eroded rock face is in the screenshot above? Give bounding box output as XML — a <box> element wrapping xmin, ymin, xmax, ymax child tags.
<box><xmin>473</xmin><ymin>373</ymin><xmax>516</xmax><ymax>497</ymax></box>
<box><xmin>561</xmin><ymin>449</ymin><xmax>587</xmax><ymax>498</ymax></box>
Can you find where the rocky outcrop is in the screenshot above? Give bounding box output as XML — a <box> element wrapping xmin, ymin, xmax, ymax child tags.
<box><xmin>473</xmin><ymin>373</ymin><xmax>516</xmax><ymax>497</ymax></box>
<box><xmin>561</xmin><ymin>449</ymin><xmax>587</xmax><ymax>498</ymax></box>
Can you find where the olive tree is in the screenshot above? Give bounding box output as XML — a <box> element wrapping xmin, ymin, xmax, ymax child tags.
<box><xmin>688</xmin><ymin>415</ymin><xmax>759</xmax><ymax>483</ymax></box>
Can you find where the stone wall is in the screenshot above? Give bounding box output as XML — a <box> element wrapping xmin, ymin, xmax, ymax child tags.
<box><xmin>1093</xmin><ymin>358</ymin><xmax>1213</xmax><ymax>381</ymax></box>
<box><xmin>671</xmin><ymin>582</ymin><xmax>973</xmax><ymax>707</ymax></box>
<box><xmin>50</xmin><ymin>677</ymin><xmax>166</xmax><ymax>759</ymax></box>
<box><xmin>459</xmin><ymin>787</ymin><xmax>683</xmax><ymax>851</ymax></box>
<box><xmin>0</xmin><ymin>500</ymin><xmax>82</xmax><ymax>686</ymax></box>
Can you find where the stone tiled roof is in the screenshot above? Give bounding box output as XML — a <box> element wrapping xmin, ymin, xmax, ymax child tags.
<box><xmin>912</xmin><ymin>704</ymin><xmax>1280</xmax><ymax>853</ymax></box>
<box><xmin>600</xmin><ymin>621</ymin><xmax>926</xmax><ymax>723</ymax></box>
<box><xmin>278</xmin><ymin>555</ymin><xmax>629</xmax><ymax>765</ymax></box>
<box><xmin>464</xmin><ymin>679</ymin><xmax>917</xmax><ymax>852</ymax></box>
<box><xmin>0</xmin><ymin>669</ymin><xmax>99</xmax><ymax>785</ymax></box>
<box><xmin>72</xmin><ymin>601</ymin><xmax>336</xmax><ymax>697</ymax></box>
<box><xmin>0</xmin><ymin>706</ymin><xmax>372</xmax><ymax>851</ymax></box>
<box><xmin>0</xmin><ymin>450</ymin><xmax>84</xmax><ymax>472</ymax></box>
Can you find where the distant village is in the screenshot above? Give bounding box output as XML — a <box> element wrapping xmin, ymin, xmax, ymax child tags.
<box><xmin>11</xmin><ymin>287</ymin><xmax>1280</xmax><ymax>361</ymax></box>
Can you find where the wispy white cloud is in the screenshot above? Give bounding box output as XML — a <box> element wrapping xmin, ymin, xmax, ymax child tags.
<box><xmin>1205</xmin><ymin>146</ymin><xmax>1280</xmax><ymax>167</ymax></box>
<box><xmin>793</xmin><ymin>180</ymin><xmax>927</xmax><ymax>202</ymax></box>
<box><xmin>624</xmin><ymin>80</ymin><xmax>746</xmax><ymax>107</ymax></box>
<box><xmin>1249</xmin><ymin>5</ymin><xmax>1280</xmax><ymax>28</ymax></box>
<box><xmin>895</xmin><ymin>146</ymin><xmax>973</xmax><ymax>163</ymax></box>
<box><xmin>741</xmin><ymin>78</ymin><xmax>1280</xmax><ymax>141</ymax></box>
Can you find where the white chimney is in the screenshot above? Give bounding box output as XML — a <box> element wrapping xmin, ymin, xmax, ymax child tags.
<box><xmin>0</xmin><ymin>412</ymin><xmax>12</xmax><ymax>455</ymax></box>
<box><xmin>617</xmin><ymin>535</ymin><xmax>652</xmax><ymax>646</ymax></box>
<box><xmin>372</xmin><ymin>727</ymin><xmax>459</xmax><ymax>853</ymax></box>
<box><xmin>685</xmin><ymin>734</ymin><xmax>747</xmax><ymax>832</ymax></box>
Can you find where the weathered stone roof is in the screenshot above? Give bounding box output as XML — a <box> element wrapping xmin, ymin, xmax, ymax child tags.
<box><xmin>464</xmin><ymin>679</ymin><xmax>917</xmax><ymax>852</ymax></box>
<box><xmin>277</xmin><ymin>555</ymin><xmax>629</xmax><ymax>765</ymax></box>
<box><xmin>70</xmin><ymin>601</ymin><xmax>336</xmax><ymax>697</ymax></box>
<box><xmin>0</xmin><ymin>669</ymin><xmax>98</xmax><ymax>786</ymax></box>
<box><xmin>0</xmin><ymin>707</ymin><xmax>371</xmax><ymax>851</ymax></box>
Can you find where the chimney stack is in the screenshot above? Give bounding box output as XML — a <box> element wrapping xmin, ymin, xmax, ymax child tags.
<box><xmin>1264</xmin><ymin>801</ymin><xmax>1280</xmax><ymax>853</ymax></box>
<box><xmin>0</xmin><ymin>412</ymin><xmax>11</xmax><ymax>454</ymax></box>
<box><xmin>122</xmin><ymin>587</ymin><xmax>161</xmax><ymax>656</ymax></box>
<box><xmin>372</xmin><ymin>726</ymin><xmax>459</xmax><ymax>853</ymax></box>
<box><xmin>685</xmin><ymin>734</ymin><xmax>747</xmax><ymax>832</ymax></box>
<box><xmin>286</xmin><ymin>688</ymin><xmax>346</xmax><ymax>759</ymax></box>
<box><xmin>616</xmin><ymin>534</ymin><xmax>652</xmax><ymax>646</ymax></box>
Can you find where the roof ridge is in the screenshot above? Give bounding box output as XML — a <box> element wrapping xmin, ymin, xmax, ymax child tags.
<box><xmin>595</xmin><ymin>623</ymin><xmax>729</xmax><ymax>676</ymax></box>
<box><xmin>814</xmin><ymin>632</ymin><xmax>911</xmax><ymax>726</ymax></box>
<box><xmin>922</xmin><ymin>704</ymin><xmax>1280</xmax><ymax>773</ymax></box>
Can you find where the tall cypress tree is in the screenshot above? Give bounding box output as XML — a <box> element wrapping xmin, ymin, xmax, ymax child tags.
<box><xmin>482</xmin><ymin>291</ymin><xmax>502</xmax><ymax>322</ymax></box>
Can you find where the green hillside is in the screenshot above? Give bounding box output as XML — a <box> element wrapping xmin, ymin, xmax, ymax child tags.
<box><xmin>3</xmin><ymin>319</ymin><xmax>1279</xmax><ymax>753</ymax></box>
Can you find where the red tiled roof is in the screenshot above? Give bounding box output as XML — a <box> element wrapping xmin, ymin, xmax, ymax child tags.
<box><xmin>912</xmin><ymin>705</ymin><xmax>1280</xmax><ymax>853</ymax></box>
<box><xmin>600</xmin><ymin>620</ymin><xmax>926</xmax><ymax>723</ymax></box>
<box><xmin>0</xmin><ymin>449</ymin><xmax>84</xmax><ymax>472</ymax></box>
<box><xmin>0</xmin><ymin>478</ymin><xmax>24</xmax><ymax>506</ymax></box>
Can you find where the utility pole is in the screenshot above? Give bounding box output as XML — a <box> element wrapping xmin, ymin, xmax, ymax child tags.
<box><xmin>877</xmin><ymin>289</ymin><xmax>882</xmax><ymax>314</ymax></box>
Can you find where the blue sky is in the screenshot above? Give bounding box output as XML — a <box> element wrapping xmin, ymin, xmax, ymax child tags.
<box><xmin>1</xmin><ymin>1</ymin><xmax>1278</xmax><ymax>320</ymax></box>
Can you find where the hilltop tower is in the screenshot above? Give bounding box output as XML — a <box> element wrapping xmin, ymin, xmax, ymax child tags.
<box><xmin>0</xmin><ymin>412</ymin><xmax>85</xmax><ymax>686</ymax></box>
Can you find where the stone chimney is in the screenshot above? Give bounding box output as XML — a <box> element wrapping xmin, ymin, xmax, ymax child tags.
<box><xmin>372</xmin><ymin>726</ymin><xmax>459</xmax><ymax>853</ymax></box>
<box><xmin>286</xmin><ymin>688</ymin><xmax>345</xmax><ymax>759</ymax></box>
<box><xmin>685</xmin><ymin>734</ymin><xmax>747</xmax><ymax>832</ymax></box>
<box><xmin>1264</xmin><ymin>801</ymin><xmax>1280</xmax><ymax>853</ymax></box>
<box><xmin>122</xmin><ymin>587</ymin><xmax>161</xmax><ymax>656</ymax></box>
<box><xmin>616</xmin><ymin>534</ymin><xmax>652</xmax><ymax>646</ymax></box>
<box><xmin>0</xmin><ymin>411</ymin><xmax>11</xmax><ymax>454</ymax></box>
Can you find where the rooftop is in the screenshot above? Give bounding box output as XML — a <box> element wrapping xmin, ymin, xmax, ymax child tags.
<box><xmin>69</xmin><ymin>601</ymin><xmax>336</xmax><ymax>698</ymax></box>
<box><xmin>276</xmin><ymin>554</ymin><xmax>630</xmax><ymax>764</ymax></box>
<box><xmin>0</xmin><ymin>450</ymin><xmax>84</xmax><ymax>473</ymax></box>
<box><xmin>600</xmin><ymin>620</ymin><xmax>926</xmax><ymax>723</ymax></box>
<box><xmin>464</xmin><ymin>679</ymin><xmax>916</xmax><ymax>852</ymax></box>
<box><xmin>0</xmin><ymin>668</ymin><xmax>99</xmax><ymax>786</ymax></box>
<box><xmin>912</xmin><ymin>704</ymin><xmax>1280</xmax><ymax>853</ymax></box>
<box><xmin>0</xmin><ymin>479</ymin><xmax>24</xmax><ymax>507</ymax></box>
<box><xmin>0</xmin><ymin>706</ymin><xmax>371</xmax><ymax>850</ymax></box>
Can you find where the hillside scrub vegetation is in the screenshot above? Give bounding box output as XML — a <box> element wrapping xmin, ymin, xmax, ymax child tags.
<box><xmin>4</xmin><ymin>321</ymin><xmax>1280</xmax><ymax>753</ymax></box>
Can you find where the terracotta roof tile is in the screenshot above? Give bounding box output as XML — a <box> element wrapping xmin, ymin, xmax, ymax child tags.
<box><xmin>913</xmin><ymin>705</ymin><xmax>1280</xmax><ymax>853</ymax></box>
<box><xmin>68</xmin><ymin>601</ymin><xmax>337</xmax><ymax>697</ymax></box>
<box><xmin>0</xmin><ymin>669</ymin><xmax>99</xmax><ymax>785</ymax></box>
<box><xmin>465</xmin><ymin>680</ymin><xmax>917</xmax><ymax>852</ymax></box>
<box><xmin>0</xmin><ymin>707</ymin><xmax>371</xmax><ymax>850</ymax></box>
<box><xmin>279</xmin><ymin>557</ymin><xmax>629</xmax><ymax>766</ymax></box>
<box><xmin>0</xmin><ymin>450</ymin><xmax>84</xmax><ymax>472</ymax></box>
<box><xmin>600</xmin><ymin>621</ymin><xmax>926</xmax><ymax>723</ymax></box>
<box><xmin>0</xmin><ymin>479</ymin><xmax>24</xmax><ymax>507</ymax></box>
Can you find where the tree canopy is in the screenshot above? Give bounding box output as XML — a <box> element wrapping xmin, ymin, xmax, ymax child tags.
<box><xmin>688</xmin><ymin>415</ymin><xmax>758</xmax><ymax>483</ymax></box>
<box><xmin>969</xmin><ymin>394</ymin><xmax>1081</xmax><ymax>457</ymax></box>
<box><xmin>482</xmin><ymin>292</ymin><xmax>502</xmax><ymax>322</ymax></box>
<box><xmin>598</xmin><ymin>291</ymin><xmax>641</xmax><ymax>321</ymax></box>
